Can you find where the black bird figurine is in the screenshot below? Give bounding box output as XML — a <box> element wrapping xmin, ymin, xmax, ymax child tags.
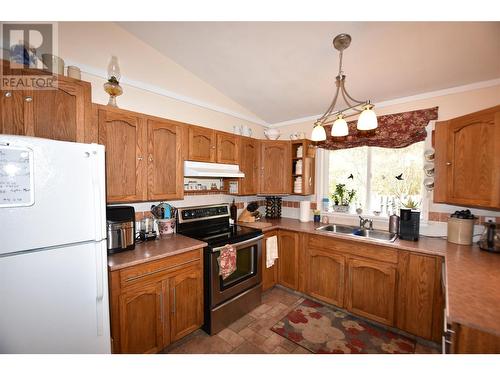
<box><xmin>395</xmin><ymin>173</ymin><xmax>404</xmax><ymax>180</ymax></box>
<box><xmin>348</xmin><ymin>174</ymin><xmax>354</xmax><ymax>179</ymax></box>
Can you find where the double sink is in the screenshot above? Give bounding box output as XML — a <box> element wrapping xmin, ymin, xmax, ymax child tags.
<box><xmin>316</xmin><ymin>224</ymin><xmax>397</xmax><ymax>243</ymax></box>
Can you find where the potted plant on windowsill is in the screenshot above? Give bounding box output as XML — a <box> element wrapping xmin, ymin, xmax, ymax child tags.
<box><xmin>331</xmin><ymin>183</ymin><xmax>357</xmax><ymax>213</ymax></box>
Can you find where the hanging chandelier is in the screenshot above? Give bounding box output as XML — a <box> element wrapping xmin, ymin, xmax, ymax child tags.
<box><xmin>311</xmin><ymin>33</ymin><xmax>378</xmax><ymax>142</ymax></box>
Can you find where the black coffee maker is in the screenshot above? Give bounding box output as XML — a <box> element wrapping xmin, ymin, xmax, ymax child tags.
<box><xmin>399</xmin><ymin>209</ymin><xmax>420</xmax><ymax>241</ymax></box>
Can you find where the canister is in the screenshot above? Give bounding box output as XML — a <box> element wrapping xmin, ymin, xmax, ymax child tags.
<box><xmin>447</xmin><ymin>217</ymin><xmax>474</xmax><ymax>245</ymax></box>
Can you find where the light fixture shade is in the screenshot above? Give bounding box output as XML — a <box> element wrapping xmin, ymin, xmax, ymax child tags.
<box><xmin>357</xmin><ymin>107</ymin><xmax>378</xmax><ymax>131</ymax></box>
<box><xmin>331</xmin><ymin>116</ymin><xmax>349</xmax><ymax>137</ymax></box>
<box><xmin>311</xmin><ymin>124</ymin><xmax>327</xmax><ymax>141</ymax></box>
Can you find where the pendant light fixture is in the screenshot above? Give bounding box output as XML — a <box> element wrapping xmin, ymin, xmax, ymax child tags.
<box><xmin>311</xmin><ymin>34</ymin><xmax>378</xmax><ymax>141</ymax></box>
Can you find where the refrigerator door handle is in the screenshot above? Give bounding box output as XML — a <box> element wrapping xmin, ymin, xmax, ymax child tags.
<box><xmin>90</xmin><ymin>146</ymin><xmax>106</xmax><ymax>241</ymax></box>
<box><xmin>95</xmin><ymin>244</ymin><xmax>105</xmax><ymax>336</ymax></box>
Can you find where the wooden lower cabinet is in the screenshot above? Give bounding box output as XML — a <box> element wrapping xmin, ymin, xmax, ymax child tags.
<box><xmin>262</xmin><ymin>230</ymin><xmax>279</xmax><ymax>291</ymax></box>
<box><xmin>345</xmin><ymin>257</ymin><xmax>397</xmax><ymax>326</ymax></box>
<box><xmin>109</xmin><ymin>250</ymin><xmax>203</xmax><ymax>354</ymax></box>
<box><xmin>450</xmin><ymin>323</ymin><xmax>500</xmax><ymax>353</ymax></box>
<box><xmin>118</xmin><ymin>280</ymin><xmax>168</xmax><ymax>354</ymax></box>
<box><xmin>396</xmin><ymin>251</ymin><xmax>444</xmax><ymax>341</ymax></box>
<box><xmin>169</xmin><ymin>268</ymin><xmax>203</xmax><ymax>342</ymax></box>
<box><xmin>305</xmin><ymin>247</ymin><xmax>345</xmax><ymax>307</ymax></box>
<box><xmin>278</xmin><ymin>230</ymin><xmax>299</xmax><ymax>290</ymax></box>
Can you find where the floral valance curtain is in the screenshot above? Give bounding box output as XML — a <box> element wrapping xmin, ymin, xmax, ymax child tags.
<box><xmin>316</xmin><ymin>107</ymin><xmax>439</xmax><ymax>150</ymax></box>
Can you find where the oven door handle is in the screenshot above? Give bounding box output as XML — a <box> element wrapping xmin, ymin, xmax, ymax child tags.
<box><xmin>211</xmin><ymin>235</ymin><xmax>264</xmax><ymax>253</ymax></box>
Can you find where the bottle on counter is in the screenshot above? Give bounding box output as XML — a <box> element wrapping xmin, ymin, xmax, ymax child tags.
<box><xmin>230</xmin><ymin>199</ymin><xmax>238</xmax><ymax>224</ymax></box>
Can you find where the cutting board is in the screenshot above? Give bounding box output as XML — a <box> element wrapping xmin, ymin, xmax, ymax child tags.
<box><xmin>237</xmin><ymin>221</ymin><xmax>273</xmax><ymax>229</ymax></box>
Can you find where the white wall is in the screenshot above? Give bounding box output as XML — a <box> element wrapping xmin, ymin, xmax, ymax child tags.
<box><xmin>58</xmin><ymin>22</ymin><xmax>266</xmax><ymax>137</ymax></box>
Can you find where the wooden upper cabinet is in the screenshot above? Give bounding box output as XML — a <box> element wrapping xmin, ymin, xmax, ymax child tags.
<box><xmin>30</xmin><ymin>80</ymin><xmax>88</xmax><ymax>142</ymax></box>
<box><xmin>434</xmin><ymin>105</ymin><xmax>500</xmax><ymax>209</ymax></box>
<box><xmin>147</xmin><ymin>118</ymin><xmax>183</xmax><ymax>201</ymax></box>
<box><xmin>278</xmin><ymin>230</ymin><xmax>299</xmax><ymax>290</ymax></box>
<box><xmin>188</xmin><ymin>125</ymin><xmax>216</xmax><ymax>162</ymax></box>
<box><xmin>169</xmin><ymin>267</ymin><xmax>203</xmax><ymax>342</ymax></box>
<box><xmin>118</xmin><ymin>280</ymin><xmax>167</xmax><ymax>354</ymax></box>
<box><xmin>96</xmin><ymin>105</ymin><xmax>147</xmax><ymax>203</ymax></box>
<box><xmin>346</xmin><ymin>257</ymin><xmax>397</xmax><ymax>326</ymax></box>
<box><xmin>239</xmin><ymin>137</ymin><xmax>260</xmax><ymax>195</ymax></box>
<box><xmin>1</xmin><ymin>89</ymin><xmax>28</xmax><ymax>135</ymax></box>
<box><xmin>0</xmin><ymin>76</ymin><xmax>93</xmax><ymax>142</ymax></box>
<box><xmin>216</xmin><ymin>132</ymin><xmax>239</xmax><ymax>164</ymax></box>
<box><xmin>305</xmin><ymin>247</ymin><xmax>345</xmax><ymax>307</ymax></box>
<box><xmin>260</xmin><ymin>140</ymin><xmax>292</xmax><ymax>194</ymax></box>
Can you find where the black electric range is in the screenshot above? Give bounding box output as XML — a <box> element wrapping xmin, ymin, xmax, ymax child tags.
<box><xmin>176</xmin><ymin>204</ymin><xmax>264</xmax><ymax>335</ymax></box>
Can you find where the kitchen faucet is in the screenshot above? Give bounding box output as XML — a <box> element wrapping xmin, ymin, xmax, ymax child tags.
<box><xmin>359</xmin><ymin>216</ymin><xmax>373</xmax><ymax>230</ymax></box>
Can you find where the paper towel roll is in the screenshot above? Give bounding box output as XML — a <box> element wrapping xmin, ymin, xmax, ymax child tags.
<box><xmin>299</xmin><ymin>201</ymin><xmax>311</xmax><ymax>222</ymax></box>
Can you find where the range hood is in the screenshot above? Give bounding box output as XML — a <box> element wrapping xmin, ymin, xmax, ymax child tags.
<box><xmin>184</xmin><ymin>161</ymin><xmax>245</xmax><ymax>178</ymax></box>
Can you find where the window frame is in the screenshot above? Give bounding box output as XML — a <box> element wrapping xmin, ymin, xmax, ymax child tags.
<box><xmin>316</xmin><ymin>145</ymin><xmax>430</xmax><ymax>223</ymax></box>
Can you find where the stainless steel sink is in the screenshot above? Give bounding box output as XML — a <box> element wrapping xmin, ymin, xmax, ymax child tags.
<box><xmin>316</xmin><ymin>224</ymin><xmax>397</xmax><ymax>243</ymax></box>
<box><xmin>352</xmin><ymin>228</ymin><xmax>397</xmax><ymax>243</ymax></box>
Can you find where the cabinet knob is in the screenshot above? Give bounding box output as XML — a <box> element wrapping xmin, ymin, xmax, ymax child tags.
<box><xmin>212</xmin><ymin>146</ymin><xmax>216</xmax><ymax>149</ymax></box>
<box><xmin>148</xmin><ymin>155</ymin><xmax>153</xmax><ymax>162</ymax></box>
<box><xmin>137</xmin><ymin>156</ymin><xmax>143</xmax><ymax>161</ymax></box>
<box><xmin>4</xmin><ymin>91</ymin><xmax>12</xmax><ymax>98</ymax></box>
<box><xmin>446</xmin><ymin>162</ymin><xmax>452</xmax><ymax>166</ymax></box>
<box><xmin>24</xmin><ymin>96</ymin><xmax>33</xmax><ymax>102</ymax></box>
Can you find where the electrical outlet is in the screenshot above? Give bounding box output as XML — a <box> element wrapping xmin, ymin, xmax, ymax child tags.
<box><xmin>484</xmin><ymin>216</ymin><xmax>496</xmax><ymax>223</ymax></box>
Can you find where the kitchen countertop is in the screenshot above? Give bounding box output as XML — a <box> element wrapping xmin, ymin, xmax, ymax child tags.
<box><xmin>238</xmin><ymin>217</ymin><xmax>448</xmax><ymax>256</ymax></box>
<box><xmin>107</xmin><ymin>234</ymin><xmax>207</xmax><ymax>272</ymax></box>
<box><xmin>239</xmin><ymin>217</ymin><xmax>500</xmax><ymax>337</ymax></box>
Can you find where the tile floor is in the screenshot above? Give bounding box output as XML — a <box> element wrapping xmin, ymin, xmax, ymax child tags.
<box><xmin>163</xmin><ymin>287</ymin><xmax>440</xmax><ymax>354</ymax></box>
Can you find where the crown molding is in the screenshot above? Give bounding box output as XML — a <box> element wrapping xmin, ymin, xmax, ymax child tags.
<box><xmin>64</xmin><ymin>59</ymin><xmax>269</xmax><ymax>126</ymax></box>
<box><xmin>268</xmin><ymin>77</ymin><xmax>500</xmax><ymax>128</ymax></box>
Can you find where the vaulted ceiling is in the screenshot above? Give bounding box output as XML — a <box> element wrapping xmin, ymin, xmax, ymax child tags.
<box><xmin>118</xmin><ymin>22</ymin><xmax>500</xmax><ymax>124</ymax></box>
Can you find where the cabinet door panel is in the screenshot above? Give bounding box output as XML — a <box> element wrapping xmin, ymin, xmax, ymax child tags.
<box><xmin>0</xmin><ymin>90</ymin><xmax>26</xmax><ymax>135</ymax></box>
<box><xmin>118</xmin><ymin>281</ymin><xmax>165</xmax><ymax>354</ymax></box>
<box><xmin>97</xmin><ymin>107</ymin><xmax>146</xmax><ymax>202</ymax></box>
<box><xmin>278</xmin><ymin>231</ymin><xmax>299</xmax><ymax>290</ymax></box>
<box><xmin>30</xmin><ymin>80</ymin><xmax>85</xmax><ymax>142</ymax></box>
<box><xmin>346</xmin><ymin>257</ymin><xmax>396</xmax><ymax>326</ymax></box>
<box><xmin>449</xmin><ymin>118</ymin><xmax>494</xmax><ymax>205</ymax></box>
<box><xmin>170</xmin><ymin>268</ymin><xmax>203</xmax><ymax>342</ymax></box>
<box><xmin>260</xmin><ymin>141</ymin><xmax>291</xmax><ymax>194</ymax></box>
<box><xmin>147</xmin><ymin>119</ymin><xmax>183</xmax><ymax>200</ymax></box>
<box><xmin>306</xmin><ymin>248</ymin><xmax>345</xmax><ymax>307</ymax></box>
<box><xmin>435</xmin><ymin>106</ymin><xmax>500</xmax><ymax>209</ymax></box>
<box><xmin>239</xmin><ymin>138</ymin><xmax>259</xmax><ymax>195</ymax></box>
<box><xmin>216</xmin><ymin>132</ymin><xmax>239</xmax><ymax>164</ymax></box>
<box><xmin>188</xmin><ymin>126</ymin><xmax>215</xmax><ymax>162</ymax></box>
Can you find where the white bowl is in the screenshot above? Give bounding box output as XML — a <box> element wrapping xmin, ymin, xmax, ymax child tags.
<box><xmin>264</xmin><ymin>128</ymin><xmax>281</xmax><ymax>140</ymax></box>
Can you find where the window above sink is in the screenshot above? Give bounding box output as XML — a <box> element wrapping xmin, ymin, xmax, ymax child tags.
<box><xmin>321</xmin><ymin>142</ymin><xmax>427</xmax><ymax>218</ymax></box>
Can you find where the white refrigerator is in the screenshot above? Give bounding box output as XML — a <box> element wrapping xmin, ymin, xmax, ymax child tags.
<box><xmin>0</xmin><ymin>135</ymin><xmax>111</xmax><ymax>354</ymax></box>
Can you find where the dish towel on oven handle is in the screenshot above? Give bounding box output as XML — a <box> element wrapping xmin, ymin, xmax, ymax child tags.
<box><xmin>217</xmin><ymin>244</ymin><xmax>237</xmax><ymax>280</ymax></box>
<box><xmin>266</xmin><ymin>235</ymin><xmax>278</xmax><ymax>268</ymax></box>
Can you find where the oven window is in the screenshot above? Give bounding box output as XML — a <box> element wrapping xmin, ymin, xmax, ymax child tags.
<box><xmin>220</xmin><ymin>245</ymin><xmax>256</xmax><ymax>289</ymax></box>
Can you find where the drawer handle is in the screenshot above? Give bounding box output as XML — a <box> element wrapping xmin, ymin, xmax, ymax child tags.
<box><xmin>446</xmin><ymin>162</ymin><xmax>452</xmax><ymax>166</ymax></box>
<box><xmin>124</xmin><ymin>258</ymin><xmax>199</xmax><ymax>282</ymax></box>
<box><xmin>24</xmin><ymin>96</ymin><xmax>33</xmax><ymax>102</ymax></box>
<box><xmin>4</xmin><ymin>91</ymin><xmax>12</xmax><ymax>98</ymax></box>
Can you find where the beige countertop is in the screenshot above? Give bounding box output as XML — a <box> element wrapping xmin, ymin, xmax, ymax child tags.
<box><xmin>239</xmin><ymin>217</ymin><xmax>500</xmax><ymax>336</ymax></box>
<box><xmin>107</xmin><ymin>234</ymin><xmax>207</xmax><ymax>272</ymax></box>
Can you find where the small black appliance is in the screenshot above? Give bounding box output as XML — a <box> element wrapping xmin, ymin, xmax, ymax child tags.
<box><xmin>106</xmin><ymin>206</ymin><xmax>135</xmax><ymax>254</ymax></box>
<box><xmin>399</xmin><ymin>209</ymin><xmax>420</xmax><ymax>241</ymax></box>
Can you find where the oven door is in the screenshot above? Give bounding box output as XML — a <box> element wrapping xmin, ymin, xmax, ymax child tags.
<box><xmin>209</xmin><ymin>235</ymin><xmax>263</xmax><ymax>307</ymax></box>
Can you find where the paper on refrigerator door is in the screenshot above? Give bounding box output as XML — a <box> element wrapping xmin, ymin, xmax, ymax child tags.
<box><xmin>0</xmin><ymin>145</ymin><xmax>34</xmax><ymax>207</ymax></box>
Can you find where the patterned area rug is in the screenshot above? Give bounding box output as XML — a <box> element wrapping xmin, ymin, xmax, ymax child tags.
<box><xmin>271</xmin><ymin>299</ymin><xmax>416</xmax><ymax>354</ymax></box>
